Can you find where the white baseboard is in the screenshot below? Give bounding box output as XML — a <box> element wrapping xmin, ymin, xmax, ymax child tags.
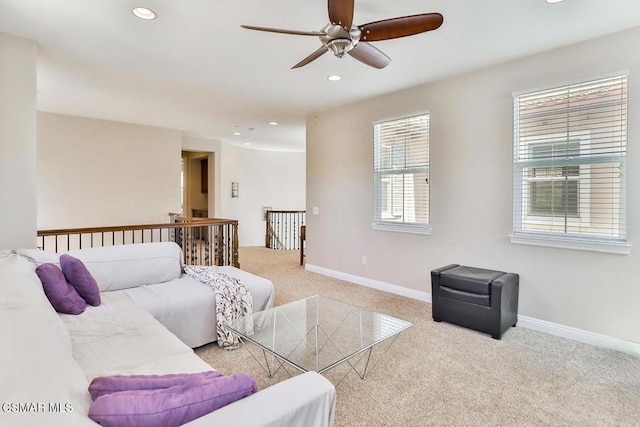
<box><xmin>516</xmin><ymin>315</ymin><xmax>640</xmax><ymax>357</ymax></box>
<box><xmin>305</xmin><ymin>263</ymin><xmax>640</xmax><ymax>357</ymax></box>
<box><xmin>305</xmin><ymin>263</ymin><xmax>432</xmax><ymax>303</ymax></box>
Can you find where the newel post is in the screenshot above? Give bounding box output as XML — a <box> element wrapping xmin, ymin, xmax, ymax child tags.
<box><xmin>264</xmin><ymin>210</ymin><xmax>271</xmax><ymax>248</ymax></box>
<box><xmin>216</xmin><ymin>225</ymin><xmax>224</xmax><ymax>266</ymax></box>
<box><xmin>232</xmin><ymin>222</ymin><xmax>240</xmax><ymax>268</ymax></box>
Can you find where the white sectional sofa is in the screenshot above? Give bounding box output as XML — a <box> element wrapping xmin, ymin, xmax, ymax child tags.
<box><xmin>0</xmin><ymin>243</ymin><xmax>336</xmax><ymax>426</ymax></box>
<box><xmin>18</xmin><ymin>242</ymin><xmax>275</xmax><ymax>348</ymax></box>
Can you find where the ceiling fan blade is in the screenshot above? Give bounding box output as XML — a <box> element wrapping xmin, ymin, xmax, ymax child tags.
<box><xmin>348</xmin><ymin>43</ymin><xmax>391</xmax><ymax>69</ymax></box>
<box><xmin>292</xmin><ymin>46</ymin><xmax>329</xmax><ymax>69</ymax></box>
<box><xmin>241</xmin><ymin>25</ymin><xmax>325</xmax><ymax>37</ymax></box>
<box><xmin>328</xmin><ymin>0</ymin><xmax>354</xmax><ymax>30</ymax></box>
<box><xmin>359</xmin><ymin>13</ymin><xmax>443</xmax><ymax>42</ymax></box>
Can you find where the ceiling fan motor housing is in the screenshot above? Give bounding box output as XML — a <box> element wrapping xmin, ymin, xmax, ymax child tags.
<box><xmin>320</xmin><ymin>23</ymin><xmax>359</xmax><ymax>57</ymax></box>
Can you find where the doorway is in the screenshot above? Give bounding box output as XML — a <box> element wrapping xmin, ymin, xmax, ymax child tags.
<box><xmin>181</xmin><ymin>151</ymin><xmax>213</xmax><ymax>218</ymax></box>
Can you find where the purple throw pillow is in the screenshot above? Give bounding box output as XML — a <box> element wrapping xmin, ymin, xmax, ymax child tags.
<box><xmin>89</xmin><ymin>371</ymin><xmax>224</xmax><ymax>400</ymax></box>
<box><xmin>88</xmin><ymin>374</ymin><xmax>258</xmax><ymax>427</ymax></box>
<box><xmin>60</xmin><ymin>254</ymin><xmax>101</xmax><ymax>306</ymax></box>
<box><xmin>35</xmin><ymin>263</ymin><xmax>87</xmax><ymax>315</ymax></box>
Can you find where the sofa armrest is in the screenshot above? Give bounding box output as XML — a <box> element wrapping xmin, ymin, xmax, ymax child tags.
<box><xmin>184</xmin><ymin>371</ymin><xmax>336</xmax><ymax>427</ymax></box>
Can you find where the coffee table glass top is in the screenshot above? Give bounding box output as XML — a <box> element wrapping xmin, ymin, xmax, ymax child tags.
<box><xmin>225</xmin><ymin>295</ymin><xmax>412</xmax><ymax>374</ymax></box>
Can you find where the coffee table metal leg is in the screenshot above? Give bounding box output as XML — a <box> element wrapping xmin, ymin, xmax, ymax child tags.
<box><xmin>317</xmin><ymin>329</ymin><xmax>405</xmax><ymax>386</ymax></box>
<box><xmin>240</xmin><ymin>338</ymin><xmax>295</xmax><ymax>378</ymax></box>
<box><xmin>241</xmin><ymin>330</ymin><xmax>404</xmax><ymax>386</ymax></box>
<box><xmin>358</xmin><ymin>332</ymin><xmax>402</xmax><ymax>379</ymax></box>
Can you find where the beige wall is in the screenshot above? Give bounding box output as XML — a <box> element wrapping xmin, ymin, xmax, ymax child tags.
<box><xmin>306</xmin><ymin>27</ymin><xmax>640</xmax><ymax>344</ymax></box>
<box><xmin>37</xmin><ymin>113</ymin><xmax>182</xmax><ymax>228</ymax></box>
<box><xmin>35</xmin><ymin>119</ymin><xmax>304</xmax><ymax>247</ymax></box>
<box><xmin>181</xmin><ymin>137</ymin><xmax>305</xmax><ymax>246</ymax></box>
<box><xmin>219</xmin><ymin>144</ymin><xmax>306</xmax><ymax>247</ymax></box>
<box><xmin>0</xmin><ymin>33</ymin><xmax>37</xmax><ymax>250</ymax></box>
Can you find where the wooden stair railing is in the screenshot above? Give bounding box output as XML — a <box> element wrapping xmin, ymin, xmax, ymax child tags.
<box><xmin>300</xmin><ymin>225</ymin><xmax>306</xmax><ymax>266</ymax></box>
<box><xmin>265</xmin><ymin>221</ymin><xmax>285</xmax><ymax>250</ymax></box>
<box><xmin>37</xmin><ymin>216</ymin><xmax>239</xmax><ymax>268</ymax></box>
<box><xmin>264</xmin><ymin>210</ymin><xmax>306</xmax><ymax>251</ymax></box>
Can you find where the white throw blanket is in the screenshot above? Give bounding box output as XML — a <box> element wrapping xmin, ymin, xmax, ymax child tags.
<box><xmin>184</xmin><ymin>266</ymin><xmax>253</xmax><ymax>350</ymax></box>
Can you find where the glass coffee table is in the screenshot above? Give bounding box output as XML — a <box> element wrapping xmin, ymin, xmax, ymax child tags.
<box><xmin>225</xmin><ymin>295</ymin><xmax>412</xmax><ymax>384</ymax></box>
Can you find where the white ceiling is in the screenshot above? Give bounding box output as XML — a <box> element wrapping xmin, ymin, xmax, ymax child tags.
<box><xmin>2</xmin><ymin>0</ymin><xmax>640</xmax><ymax>152</ymax></box>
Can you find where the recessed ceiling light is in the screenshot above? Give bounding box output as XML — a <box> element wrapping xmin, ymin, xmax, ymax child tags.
<box><xmin>327</xmin><ymin>75</ymin><xmax>342</xmax><ymax>82</ymax></box>
<box><xmin>132</xmin><ymin>7</ymin><xmax>157</xmax><ymax>20</ymax></box>
<box><xmin>269</xmin><ymin>122</ymin><xmax>278</xmax><ymax>126</ymax></box>
<box><xmin>233</xmin><ymin>132</ymin><xmax>241</xmax><ymax>136</ymax></box>
<box><xmin>545</xmin><ymin>0</ymin><xmax>564</xmax><ymax>3</ymax></box>
<box><xmin>244</xmin><ymin>143</ymin><xmax>251</xmax><ymax>146</ymax></box>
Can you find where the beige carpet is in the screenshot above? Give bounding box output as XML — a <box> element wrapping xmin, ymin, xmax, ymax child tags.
<box><xmin>195</xmin><ymin>247</ymin><xmax>640</xmax><ymax>426</ymax></box>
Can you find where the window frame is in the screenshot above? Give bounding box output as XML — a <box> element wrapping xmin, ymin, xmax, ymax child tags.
<box><xmin>372</xmin><ymin>112</ymin><xmax>431</xmax><ymax>235</ymax></box>
<box><xmin>510</xmin><ymin>73</ymin><xmax>631</xmax><ymax>254</ymax></box>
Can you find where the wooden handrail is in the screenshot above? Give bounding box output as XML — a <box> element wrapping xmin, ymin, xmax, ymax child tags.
<box><xmin>37</xmin><ymin>219</ymin><xmax>237</xmax><ymax>236</ymax></box>
<box><xmin>37</xmin><ymin>217</ymin><xmax>239</xmax><ymax>268</ymax></box>
<box><xmin>169</xmin><ymin>213</ymin><xmax>233</xmax><ymax>223</ymax></box>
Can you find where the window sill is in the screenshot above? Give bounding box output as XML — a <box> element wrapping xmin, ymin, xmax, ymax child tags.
<box><xmin>508</xmin><ymin>233</ymin><xmax>632</xmax><ymax>255</ymax></box>
<box><xmin>371</xmin><ymin>222</ymin><xmax>431</xmax><ymax>235</ymax></box>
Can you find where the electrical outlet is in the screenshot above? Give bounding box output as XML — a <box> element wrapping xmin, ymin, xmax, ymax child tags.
<box><xmin>361</xmin><ymin>256</ymin><xmax>367</xmax><ymax>265</ymax></box>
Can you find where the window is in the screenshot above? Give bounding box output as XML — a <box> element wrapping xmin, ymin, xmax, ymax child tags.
<box><xmin>527</xmin><ymin>140</ymin><xmax>580</xmax><ymax>218</ymax></box>
<box><xmin>373</xmin><ymin>113</ymin><xmax>430</xmax><ymax>234</ymax></box>
<box><xmin>511</xmin><ymin>74</ymin><xmax>630</xmax><ymax>253</ymax></box>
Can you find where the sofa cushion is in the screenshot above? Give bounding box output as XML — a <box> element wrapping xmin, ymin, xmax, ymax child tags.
<box><xmin>60</xmin><ymin>254</ymin><xmax>101</xmax><ymax>306</ymax></box>
<box><xmin>120</xmin><ymin>276</ymin><xmax>217</xmax><ymax>348</ymax></box>
<box><xmin>66</xmin><ymin>242</ymin><xmax>183</xmax><ymax>292</ymax></box>
<box><xmin>88</xmin><ymin>374</ymin><xmax>257</xmax><ymax>427</ymax></box>
<box><xmin>19</xmin><ymin>242</ymin><xmax>183</xmax><ymax>292</ymax></box>
<box><xmin>36</xmin><ymin>263</ymin><xmax>87</xmax><ymax>314</ymax></box>
<box><xmin>16</xmin><ymin>248</ymin><xmax>59</xmax><ymax>266</ymax></box>
<box><xmin>0</xmin><ymin>251</ymin><xmax>74</xmax><ymax>355</ymax></box>
<box><xmin>120</xmin><ymin>271</ymin><xmax>274</xmax><ymax>348</ymax></box>
<box><xmin>61</xmin><ymin>310</ymin><xmax>211</xmax><ymax>381</ymax></box>
<box><xmin>89</xmin><ymin>371</ymin><xmax>224</xmax><ymax>400</ymax></box>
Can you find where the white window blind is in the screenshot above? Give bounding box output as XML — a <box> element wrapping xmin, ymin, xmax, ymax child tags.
<box><xmin>512</xmin><ymin>75</ymin><xmax>628</xmax><ymax>249</ymax></box>
<box><xmin>373</xmin><ymin>114</ymin><xmax>430</xmax><ymax>233</ymax></box>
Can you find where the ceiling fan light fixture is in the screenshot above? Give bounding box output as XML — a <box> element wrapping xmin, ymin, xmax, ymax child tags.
<box><xmin>132</xmin><ymin>7</ymin><xmax>157</xmax><ymax>20</ymax></box>
<box><xmin>326</xmin><ymin>38</ymin><xmax>353</xmax><ymax>58</ymax></box>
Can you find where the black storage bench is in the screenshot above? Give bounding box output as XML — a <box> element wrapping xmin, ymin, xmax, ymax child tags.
<box><xmin>431</xmin><ymin>264</ymin><xmax>519</xmax><ymax>339</ymax></box>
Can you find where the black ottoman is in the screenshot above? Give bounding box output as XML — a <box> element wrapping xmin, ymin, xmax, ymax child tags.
<box><xmin>431</xmin><ymin>264</ymin><xmax>519</xmax><ymax>339</ymax></box>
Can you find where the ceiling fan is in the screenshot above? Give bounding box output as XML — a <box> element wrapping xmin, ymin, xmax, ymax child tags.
<box><xmin>241</xmin><ymin>0</ymin><xmax>443</xmax><ymax>69</ymax></box>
